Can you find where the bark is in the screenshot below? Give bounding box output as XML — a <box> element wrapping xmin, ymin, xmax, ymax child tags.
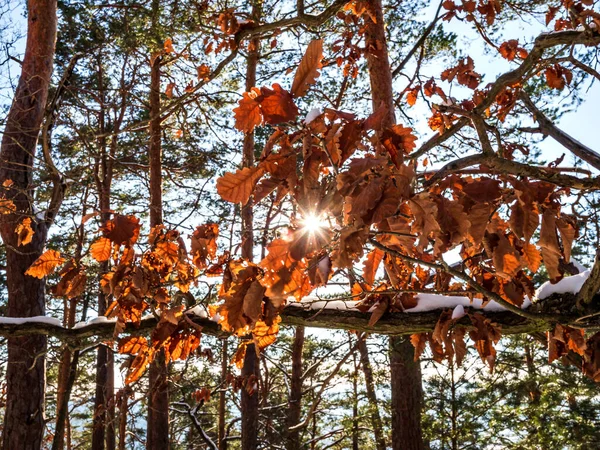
<box><xmin>146</xmin><ymin>6</ymin><xmax>170</xmax><ymax>444</ymax></box>
<box><xmin>240</xmin><ymin>3</ymin><xmax>261</xmax><ymax>449</ymax></box>
<box><xmin>0</xmin><ymin>0</ymin><xmax>57</xmax><ymax>447</ymax></box>
<box><xmin>357</xmin><ymin>337</ymin><xmax>386</xmax><ymax>450</ymax></box>
<box><xmin>363</xmin><ymin>1</ymin><xmax>426</xmax><ymax>448</ymax></box>
<box><xmin>218</xmin><ymin>339</ymin><xmax>228</xmax><ymax>450</ymax></box>
<box><xmin>351</xmin><ymin>347</ymin><xmax>360</xmax><ymax>450</ymax></box>
<box><xmin>389</xmin><ymin>336</ymin><xmax>425</xmax><ymax>450</ymax></box>
<box><xmin>286</xmin><ymin>326</ymin><xmax>305</xmax><ymax>450</ymax></box>
<box><xmin>53</xmin><ymin>297</ymin><xmax>78</xmax><ymax>450</ymax></box>
<box><xmin>118</xmin><ymin>390</ymin><xmax>129</xmax><ymax>450</ymax></box>
<box><xmin>92</xmin><ymin>55</ymin><xmax>116</xmax><ymax>450</ymax></box>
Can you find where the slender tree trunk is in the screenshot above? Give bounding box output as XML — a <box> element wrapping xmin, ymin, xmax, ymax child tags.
<box><xmin>0</xmin><ymin>0</ymin><xmax>57</xmax><ymax>447</ymax></box>
<box><xmin>118</xmin><ymin>390</ymin><xmax>129</xmax><ymax>450</ymax></box>
<box><xmin>241</xmin><ymin>4</ymin><xmax>261</xmax><ymax>450</ymax></box>
<box><xmin>363</xmin><ymin>1</ymin><xmax>425</xmax><ymax>448</ymax></box>
<box><xmin>218</xmin><ymin>339</ymin><xmax>228</xmax><ymax>450</ymax></box>
<box><xmin>357</xmin><ymin>337</ymin><xmax>386</xmax><ymax>450</ymax></box>
<box><xmin>389</xmin><ymin>337</ymin><xmax>425</xmax><ymax>450</ymax></box>
<box><xmin>351</xmin><ymin>337</ymin><xmax>360</xmax><ymax>450</ymax></box>
<box><xmin>286</xmin><ymin>326</ymin><xmax>305</xmax><ymax>450</ymax></box>
<box><xmin>93</xmin><ymin>56</ymin><xmax>116</xmax><ymax>450</ymax></box>
<box><xmin>53</xmin><ymin>296</ymin><xmax>80</xmax><ymax>450</ymax></box>
<box><xmin>146</xmin><ymin>2</ymin><xmax>170</xmax><ymax>443</ymax></box>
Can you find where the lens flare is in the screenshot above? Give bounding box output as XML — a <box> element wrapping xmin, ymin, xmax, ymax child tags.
<box><xmin>300</xmin><ymin>213</ymin><xmax>327</xmax><ymax>234</ymax></box>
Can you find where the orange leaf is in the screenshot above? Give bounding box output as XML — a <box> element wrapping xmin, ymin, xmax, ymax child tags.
<box><xmin>90</xmin><ymin>237</ymin><xmax>112</xmax><ymax>262</ymax></box>
<box><xmin>363</xmin><ymin>248</ymin><xmax>384</xmax><ymax>286</ymax></box>
<box><xmin>216</xmin><ymin>166</ymin><xmax>264</xmax><ymax>205</ymax></box>
<box><xmin>291</xmin><ymin>39</ymin><xmax>323</xmax><ymax>97</ymax></box>
<box><xmin>259</xmin><ymin>84</ymin><xmax>299</xmax><ymax>125</ymax></box>
<box><xmin>25</xmin><ymin>249</ymin><xmax>65</xmax><ymax>279</ymax></box>
<box><xmin>15</xmin><ymin>217</ymin><xmax>34</xmax><ymax>247</ymax></box>
<box><xmin>164</xmin><ymin>37</ymin><xmax>174</xmax><ymax>54</ymax></box>
<box><xmin>233</xmin><ymin>87</ymin><xmax>262</xmax><ymax>133</ymax></box>
<box><xmin>103</xmin><ymin>215</ymin><xmax>141</xmax><ymax>246</ymax></box>
<box><xmin>0</xmin><ymin>198</ymin><xmax>16</xmax><ymax>215</ymax></box>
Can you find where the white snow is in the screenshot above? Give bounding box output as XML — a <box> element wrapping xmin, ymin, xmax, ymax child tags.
<box><xmin>290</xmin><ymin>296</ymin><xmax>360</xmax><ymax>311</ymax></box>
<box><xmin>451</xmin><ymin>304</ymin><xmax>465</xmax><ymax>320</ymax></box>
<box><xmin>404</xmin><ymin>294</ymin><xmax>532</xmax><ymax>313</ymax></box>
<box><xmin>0</xmin><ymin>315</ymin><xmax>62</xmax><ymax>327</ymax></box>
<box><xmin>304</xmin><ymin>107</ymin><xmax>322</xmax><ymax>124</ymax></box>
<box><xmin>536</xmin><ymin>270</ymin><xmax>591</xmax><ymax>300</ymax></box>
<box><xmin>73</xmin><ymin>316</ymin><xmax>117</xmax><ymax>329</ymax></box>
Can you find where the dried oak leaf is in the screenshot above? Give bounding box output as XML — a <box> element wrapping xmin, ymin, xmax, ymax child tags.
<box><xmin>104</xmin><ymin>215</ymin><xmax>141</xmax><ymax>247</ymax></box>
<box><xmin>259</xmin><ymin>84</ymin><xmax>299</xmax><ymax>125</ymax></box>
<box><xmin>216</xmin><ymin>166</ymin><xmax>265</xmax><ymax>205</ymax></box>
<box><xmin>233</xmin><ymin>87</ymin><xmax>263</xmax><ymax>133</ymax></box>
<box><xmin>291</xmin><ymin>39</ymin><xmax>323</xmax><ymax>97</ymax></box>
<box><xmin>15</xmin><ymin>217</ymin><xmax>34</xmax><ymax>247</ymax></box>
<box><xmin>363</xmin><ymin>248</ymin><xmax>385</xmax><ymax>286</ymax></box>
<box><xmin>26</xmin><ymin>249</ymin><xmax>65</xmax><ymax>279</ymax></box>
<box><xmin>90</xmin><ymin>237</ymin><xmax>112</xmax><ymax>262</ymax></box>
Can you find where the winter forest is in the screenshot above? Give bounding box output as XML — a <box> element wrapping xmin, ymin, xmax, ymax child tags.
<box><xmin>0</xmin><ymin>0</ymin><xmax>600</xmax><ymax>448</ymax></box>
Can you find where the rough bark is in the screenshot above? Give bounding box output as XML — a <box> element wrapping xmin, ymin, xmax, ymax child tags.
<box><xmin>389</xmin><ymin>336</ymin><xmax>425</xmax><ymax>450</ymax></box>
<box><xmin>364</xmin><ymin>1</ymin><xmax>426</xmax><ymax>448</ymax></box>
<box><xmin>286</xmin><ymin>326</ymin><xmax>305</xmax><ymax>450</ymax></box>
<box><xmin>218</xmin><ymin>339</ymin><xmax>228</xmax><ymax>450</ymax></box>
<box><xmin>0</xmin><ymin>0</ymin><xmax>57</xmax><ymax>447</ymax></box>
<box><xmin>357</xmin><ymin>337</ymin><xmax>386</xmax><ymax>450</ymax></box>
<box><xmin>146</xmin><ymin>7</ymin><xmax>170</xmax><ymax>445</ymax></box>
<box><xmin>240</xmin><ymin>4</ymin><xmax>261</xmax><ymax>449</ymax></box>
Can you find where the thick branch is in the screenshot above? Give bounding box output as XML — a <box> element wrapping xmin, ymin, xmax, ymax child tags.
<box><xmin>519</xmin><ymin>92</ymin><xmax>600</xmax><ymax>170</ymax></box>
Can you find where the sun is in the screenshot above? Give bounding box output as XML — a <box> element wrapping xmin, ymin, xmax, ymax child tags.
<box><xmin>300</xmin><ymin>213</ymin><xmax>327</xmax><ymax>234</ymax></box>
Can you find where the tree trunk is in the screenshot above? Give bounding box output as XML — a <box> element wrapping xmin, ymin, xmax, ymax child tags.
<box><xmin>357</xmin><ymin>336</ymin><xmax>387</xmax><ymax>450</ymax></box>
<box><xmin>240</xmin><ymin>4</ymin><xmax>261</xmax><ymax>450</ymax></box>
<box><xmin>118</xmin><ymin>390</ymin><xmax>129</xmax><ymax>450</ymax></box>
<box><xmin>146</xmin><ymin>3</ymin><xmax>170</xmax><ymax>444</ymax></box>
<box><xmin>218</xmin><ymin>339</ymin><xmax>228</xmax><ymax>450</ymax></box>
<box><xmin>92</xmin><ymin>55</ymin><xmax>116</xmax><ymax>450</ymax></box>
<box><xmin>0</xmin><ymin>0</ymin><xmax>57</xmax><ymax>447</ymax></box>
<box><xmin>389</xmin><ymin>336</ymin><xmax>425</xmax><ymax>450</ymax></box>
<box><xmin>53</xmin><ymin>297</ymin><xmax>79</xmax><ymax>450</ymax></box>
<box><xmin>286</xmin><ymin>326</ymin><xmax>305</xmax><ymax>450</ymax></box>
<box><xmin>363</xmin><ymin>1</ymin><xmax>425</xmax><ymax>448</ymax></box>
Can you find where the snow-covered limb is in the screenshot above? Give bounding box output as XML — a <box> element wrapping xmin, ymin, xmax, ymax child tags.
<box><xmin>0</xmin><ymin>269</ymin><xmax>598</xmax><ymax>341</ymax></box>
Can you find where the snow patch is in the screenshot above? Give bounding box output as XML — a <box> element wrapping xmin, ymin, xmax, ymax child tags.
<box><xmin>536</xmin><ymin>270</ymin><xmax>591</xmax><ymax>300</ymax></box>
<box><xmin>405</xmin><ymin>293</ymin><xmax>532</xmax><ymax>313</ymax></box>
<box><xmin>304</xmin><ymin>107</ymin><xmax>322</xmax><ymax>124</ymax></box>
<box><xmin>73</xmin><ymin>316</ymin><xmax>117</xmax><ymax>329</ymax></box>
<box><xmin>451</xmin><ymin>304</ymin><xmax>465</xmax><ymax>320</ymax></box>
<box><xmin>0</xmin><ymin>315</ymin><xmax>62</xmax><ymax>327</ymax></box>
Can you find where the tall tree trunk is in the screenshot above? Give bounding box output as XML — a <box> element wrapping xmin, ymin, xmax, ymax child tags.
<box><xmin>351</xmin><ymin>336</ymin><xmax>360</xmax><ymax>450</ymax></box>
<box><xmin>218</xmin><ymin>339</ymin><xmax>228</xmax><ymax>450</ymax></box>
<box><xmin>389</xmin><ymin>337</ymin><xmax>425</xmax><ymax>450</ymax></box>
<box><xmin>286</xmin><ymin>326</ymin><xmax>305</xmax><ymax>450</ymax></box>
<box><xmin>118</xmin><ymin>390</ymin><xmax>129</xmax><ymax>450</ymax></box>
<box><xmin>92</xmin><ymin>55</ymin><xmax>116</xmax><ymax>450</ymax></box>
<box><xmin>357</xmin><ymin>337</ymin><xmax>386</xmax><ymax>450</ymax></box>
<box><xmin>0</xmin><ymin>0</ymin><xmax>57</xmax><ymax>447</ymax></box>
<box><xmin>146</xmin><ymin>1</ymin><xmax>170</xmax><ymax>444</ymax></box>
<box><xmin>240</xmin><ymin>4</ymin><xmax>261</xmax><ymax>450</ymax></box>
<box><xmin>363</xmin><ymin>1</ymin><xmax>425</xmax><ymax>449</ymax></box>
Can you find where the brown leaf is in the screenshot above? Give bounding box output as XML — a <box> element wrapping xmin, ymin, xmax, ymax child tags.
<box><xmin>15</xmin><ymin>217</ymin><xmax>34</xmax><ymax>247</ymax></box>
<box><xmin>368</xmin><ymin>298</ymin><xmax>389</xmax><ymax>327</ymax></box>
<box><xmin>259</xmin><ymin>84</ymin><xmax>299</xmax><ymax>125</ymax></box>
<box><xmin>104</xmin><ymin>215</ymin><xmax>141</xmax><ymax>246</ymax></box>
<box><xmin>90</xmin><ymin>237</ymin><xmax>112</xmax><ymax>262</ymax></box>
<box><xmin>216</xmin><ymin>166</ymin><xmax>264</xmax><ymax>205</ymax></box>
<box><xmin>291</xmin><ymin>39</ymin><xmax>323</xmax><ymax>97</ymax></box>
<box><xmin>539</xmin><ymin>209</ymin><xmax>562</xmax><ymax>281</ymax></box>
<box><xmin>363</xmin><ymin>248</ymin><xmax>384</xmax><ymax>286</ymax></box>
<box><xmin>410</xmin><ymin>333</ymin><xmax>428</xmax><ymax>361</ymax></box>
<box><xmin>26</xmin><ymin>249</ymin><xmax>65</xmax><ymax>279</ymax></box>
<box><xmin>233</xmin><ymin>87</ymin><xmax>263</xmax><ymax>133</ymax></box>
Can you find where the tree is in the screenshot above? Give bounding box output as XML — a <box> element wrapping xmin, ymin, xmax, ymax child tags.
<box><xmin>2</xmin><ymin>0</ymin><xmax>600</xmax><ymax>448</ymax></box>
